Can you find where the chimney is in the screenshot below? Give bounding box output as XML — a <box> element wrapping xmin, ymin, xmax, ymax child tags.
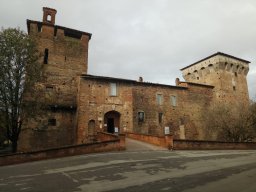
<box><xmin>175</xmin><ymin>78</ymin><xmax>180</xmax><ymax>86</ymax></box>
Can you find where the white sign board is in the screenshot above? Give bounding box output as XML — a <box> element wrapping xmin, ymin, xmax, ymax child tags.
<box><xmin>115</xmin><ymin>127</ymin><xmax>119</xmax><ymax>133</ymax></box>
<box><xmin>164</xmin><ymin>127</ymin><xmax>170</xmax><ymax>135</ymax></box>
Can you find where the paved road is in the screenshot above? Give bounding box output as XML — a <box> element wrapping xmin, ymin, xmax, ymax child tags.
<box><xmin>0</xmin><ymin>140</ymin><xmax>256</xmax><ymax>192</ymax></box>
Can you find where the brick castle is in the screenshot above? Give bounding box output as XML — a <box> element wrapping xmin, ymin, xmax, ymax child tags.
<box><xmin>18</xmin><ymin>8</ymin><xmax>250</xmax><ymax>151</ymax></box>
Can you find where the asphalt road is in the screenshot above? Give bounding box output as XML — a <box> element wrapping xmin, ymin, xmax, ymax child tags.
<box><xmin>0</xmin><ymin>139</ymin><xmax>256</xmax><ymax>192</ymax></box>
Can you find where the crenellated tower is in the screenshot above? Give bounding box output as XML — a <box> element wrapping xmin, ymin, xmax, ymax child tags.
<box><xmin>180</xmin><ymin>52</ymin><xmax>250</xmax><ymax>106</ymax></box>
<box><xmin>19</xmin><ymin>8</ymin><xmax>92</xmax><ymax>151</ymax></box>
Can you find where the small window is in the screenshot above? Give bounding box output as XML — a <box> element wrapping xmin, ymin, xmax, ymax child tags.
<box><xmin>44</xmin><ymin>48</ymin><xmax>49</xmax><ymax>64</ymax></box>
<box><xmin>110</xmin><ymin>83</ymin><xmax>117</xmax><ymax>96</ymax></box>
<box><xmin>37</xmin><ymin>23</ymin><xmax>42</xmax><ymax>32</ymax></box>
<box><xmin>230</xmin><ymin>64</ymin><xmax>234</xmax><ymax>71</ymax></box>
<box><xmin>157</xmin><ymin>94</ymin><xmax>163</xmax><ymax>105</ymax></box>
<box><xmin>48</xmin><ymin>119</ymin><xmax>56</xmax><ymax>126</ymax></box>
<box><xmin>208</xmin><ymin>64</ymin><xmax>214</xmax><ymax>72</ymax></box>
<box><xmin>46</xmin><ymin>85</ymin><xmax>53</xmax><ymax>92</ymax></box>
<box><xmin>235</xmin><ymin>72</ymin><xmax>237</xmax><ymax>77</ymax></box>
<box><xmin>158</xmin><ymin>113</ymin><xmax>163</xmax><ymax>124</ymax></box>
<box><xmin>88</xmin><ymin>120</ymin><xmax>96</xmax><ymax>136</ymax></box>
<box><xmin>47</xmin><ymin>14</ymin><xmax>51</xmax><ymax>22</ymax></box>
<box><xmin>225</xmin><ymin>62</ymin><xmax>228</xmax><ymax>69</ymax></box>
<box><xmin>170</xmin><ymin>95</ymin><xmax>177</xmax><ymax>107</ymax></box>
<box><xmin>180</xmin><ymin>117</ymin><xmax>185</xmax><ymax>125</ymax></box>
<box><xmin>233</xmin><ymin>86</ymin><xmax>236</xmax><ymax>91</ymax></box>
<box><xmin>138</xmin><ymin>111</ymin><xmax>145</xmax><ymax>122</ymax></box>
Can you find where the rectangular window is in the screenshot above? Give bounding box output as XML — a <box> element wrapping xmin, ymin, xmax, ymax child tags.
<box><xmin>46</xmin><ymin>85</ymin><xmax>54</xmax><ymax>91</ymax></box>
<box><xmin>48</xmin><ymin>118</ymin><xmax>56</xmax><ymax>126</ymax></box>
<box><xmin>158</xmin><ymin>112</ymin><xmax>163</xmax><ymax>124</ymax></box>
<box><xmin>110</xmin><ymin>83</ymin><xmax>117</xmax><ymax>96</ymax></box>
<box><xmin>157</xmin><ymin>94</ymin><xmax>163</xmax><ymax>105</ymax></box>
<box><xmin>170</xmin><ymin>95</ymin><xmax>177</xmax><ymax>107</ymax></box>
<box><xmin>180</xmin><ymin>117</ymin><xmax>185</xmax><ymax>125</ymax></box>
<box><xmin>44</xmin><ymin>48</ymin><xmax>49</xmax><ymax>64</ymax></box>
<box><xmin>37</xmin><ymin>23</ymin><xmax>42</xmax><ymax>32</ymax></box>
<box><xmin>138</xmin><ymin>112</ymin><xmax>145</xmax><ymax>122</ymax></box>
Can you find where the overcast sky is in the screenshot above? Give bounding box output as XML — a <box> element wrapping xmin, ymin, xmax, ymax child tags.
<box><xmin>0</xmin><ymin>0</ymin><xmax>255</xmax><ymax>99</ymax></box>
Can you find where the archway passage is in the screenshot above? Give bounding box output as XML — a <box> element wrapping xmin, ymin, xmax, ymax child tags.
<box><xmin>104</xmin><ymin>111</ymin><xmax>121</xmax><ymax>133</ymax></box>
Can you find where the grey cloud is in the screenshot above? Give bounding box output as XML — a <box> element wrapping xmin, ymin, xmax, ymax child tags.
<box><xmin>0</xmin><ymin>0</ymin><xmax>255</xmax><ymax>97</ymax></box>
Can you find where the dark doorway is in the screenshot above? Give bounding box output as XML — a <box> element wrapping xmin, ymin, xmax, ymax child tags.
<box><xmin>107</xmin><ymin>118</ymin><xmax>115</xmax><ymax>133</ymax></box>
<box><xmin>104</xmin><ymin>110</ymin><xmax>121</xmax><ymax>134</ymax></box>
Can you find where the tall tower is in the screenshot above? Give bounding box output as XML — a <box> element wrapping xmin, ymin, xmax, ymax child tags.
<box><xmin>26</xmin><ymin>7</ymin><xmax>92</xmax><ymax>107</ymax></box>
<box><xmin>180</xmin><ymin>52</ymin><xmax>250</xmax><ymax>106</ymax></box>
<box><xmin>19</xmin><ymin>8</ymin><xmax>92</xmax><ymax>151</ymax></box>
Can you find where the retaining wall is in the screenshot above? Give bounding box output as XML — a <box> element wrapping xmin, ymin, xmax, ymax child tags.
<box><xmin>126</xmin><ymin>132</ymin><xmax>173</xmax><ymax>149</ymax></box>
<box><xmin>0</xmin><ymin>132</ymin><xmax>125</xmax><ymax>166</ymax></box>
<box><xmin>173</xmin><ymin>139</ymin><xmax>256</xmax><ymax>150</ymax></box>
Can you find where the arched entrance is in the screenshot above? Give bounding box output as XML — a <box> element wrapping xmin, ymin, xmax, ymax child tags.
<box><xmin>104</xmin><ymin>111</ymin><xmax>121</xmax><ymax>133</ymax></box>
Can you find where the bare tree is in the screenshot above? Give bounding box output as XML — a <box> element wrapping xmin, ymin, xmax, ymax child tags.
<box><xmin>202</xmin><ymin>102</ymin><xmax>256</xmax><ymax>142</ymax></box>
<box><xmin>0</xmin><ymin>28</ymin><xmax>41</xmax><ymax>152</ymax></box>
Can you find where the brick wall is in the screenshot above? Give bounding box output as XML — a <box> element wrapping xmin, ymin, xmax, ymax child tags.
<box><xmin>132</xmin><ymin>82</ymin><xmax>213</xmax><ymax>140</ymax></box>
<box><xmin>173</xmin><ymin>139</ymin><xmax>256</xmax><ymax>150</ymax></box>
<box><xmin>19</xmin><ymin>17</ymin><xmax>91</xmax><ymax>151</ymax></box>
<box><xmin>76</xmin><ymin>77</ymin><xmax>133</xmax><ymax>144</ymax></box>
<box><xmin>1</xmin><ymin>134</ymin><xmax>125</xmax><ymax>166</ymax></box>
<box><xmin>126</xmin><ymin>132</ymin><xmax>173</xmax><ymax>149</ymax></box>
